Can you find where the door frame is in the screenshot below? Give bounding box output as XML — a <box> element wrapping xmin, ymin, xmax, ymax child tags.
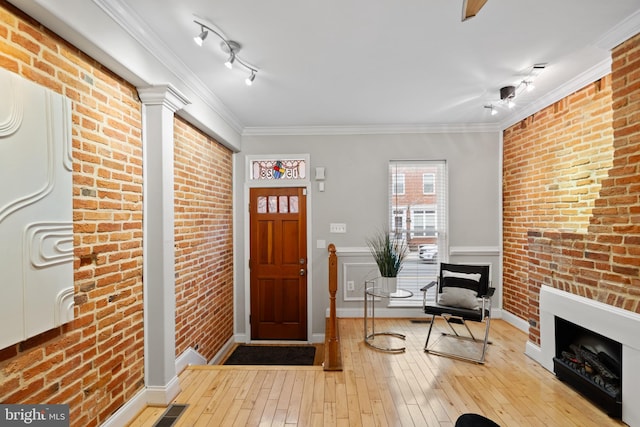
<box><xmin>243</xmin><ymin>154</ymin><xmax>314</xmax><ymax>343</ymax></box>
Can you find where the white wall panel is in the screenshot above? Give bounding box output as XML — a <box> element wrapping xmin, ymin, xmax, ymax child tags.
<box><xmin>0</xmin><ymin>68</ymin><xmax>73</xmax><ymax>349</ymax></box>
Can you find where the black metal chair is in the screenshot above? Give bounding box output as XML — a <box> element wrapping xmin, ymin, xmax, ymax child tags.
<box><xmin>421</xmin><ymin>263</ymin><xmax>494</xmax><ymax>363</ymax></box>
<box><xmin>455</xmin><ymin>413</ymin><xmax>500</xmax><ymax>427</ymax></box>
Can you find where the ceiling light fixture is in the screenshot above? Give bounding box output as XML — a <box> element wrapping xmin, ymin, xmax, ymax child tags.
<box><xmin>245</xmin><ymin>70</ymin><xmax>256</xmax><ymax>86</ymax></box>
<box><xmin>484</xmin><ymin>105</ymin><xmax>498</xmax><ymax>116</ymax></box>
<box><xmin>488</xmin><ymin>63</ymin><xmax>546</xmax><ymax>113</ymax></box>
<box><xmin>523</xmin><ymin>80</ymin><xmax>535</xmax><ymax>92</ymax></box>
<box><xmin>500</xmin><ymin>85</ymin><xmax>516</xmax><ymax>108</ymax></box>
<box><xmin>193</xmin><ymin>19</ymin><xmax>258</xmax><ymax>85</ymax></box>
<box><xmin>194</xmin><ymin>27</ymin><xmax>208</xmax><ymax>46</ymax></box>
<box><xmin>224</xmin><ymin>51</ymin><xmax>235</xmax><ymax>69</ymax></box>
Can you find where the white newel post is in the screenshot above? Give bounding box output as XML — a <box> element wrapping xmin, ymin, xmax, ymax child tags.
<box><xmin>138</xmin><ymin>85</ymin><xmax>190</xmax><ymax>404</ymax></box>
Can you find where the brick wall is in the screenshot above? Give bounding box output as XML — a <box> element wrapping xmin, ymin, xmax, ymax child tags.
<box><xmin>503</xmin><ymin>32</ymin><xmax>640</xmax><ymax>345</ymax></box>
<box><xmin>174</xmin><ymin>117</ymin><xmax>234</xmax><ymax>360</ymax></box>
<box><xmin>0</xmin><ymin>2</ymin><xmax>236</xmax><ymax>425</ymax></box>
<box><xmin>0</xmin><ymin>3</ymin><xmax>144</xmax><ymax>425</ymax></box>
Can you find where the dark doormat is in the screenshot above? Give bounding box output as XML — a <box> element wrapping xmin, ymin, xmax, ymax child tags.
<box><xmin>223</xmin><ymin>345</ymin><xmax>316</xmax><ymax>366</ymax></box>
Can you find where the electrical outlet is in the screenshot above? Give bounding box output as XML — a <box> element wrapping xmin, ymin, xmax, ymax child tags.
<box><xmin>347</xmin><ymin>280</ymin><xmax>355</xmax><ymax>291</ymax></box>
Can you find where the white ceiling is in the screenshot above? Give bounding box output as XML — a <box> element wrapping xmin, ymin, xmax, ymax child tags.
<box><xmin>8</xmin><ymin>0</ymin><xmax>640</xmax><ymax>136</ymax></box>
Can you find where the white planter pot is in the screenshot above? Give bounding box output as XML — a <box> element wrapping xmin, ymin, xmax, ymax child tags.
<box><xmin>377</xmin><ymin>276</ymin><xmax>398</xmax><ymax>294</ymax></box>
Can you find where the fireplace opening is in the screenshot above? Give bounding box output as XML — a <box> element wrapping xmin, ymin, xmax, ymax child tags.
<box><xmin>553</xmin><ymin>316</ymin><xmax>622</xmax><ymax>418</ymax></box>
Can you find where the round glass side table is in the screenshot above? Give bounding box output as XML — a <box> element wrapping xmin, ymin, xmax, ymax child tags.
<box><xmin>364</xmin><ymin>281</ymin><xmax>413</xmax><ymax>352</ymax></box>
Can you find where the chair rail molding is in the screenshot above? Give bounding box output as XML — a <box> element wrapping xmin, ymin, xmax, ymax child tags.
<box><xmin>449</xmin><ymin>246</ymin><xmax>500</xmax><ymax>256</ymax></box>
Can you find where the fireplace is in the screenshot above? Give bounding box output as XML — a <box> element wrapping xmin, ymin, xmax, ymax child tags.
<box><xmin>553</xmin><ymin>316</ymin><xmax>621</xmax><ymax>417</ymax></box>
<box><xmin>527</xmin><ymin>285</ymin><xmax>640</xmax><ymax>427</ymax></box>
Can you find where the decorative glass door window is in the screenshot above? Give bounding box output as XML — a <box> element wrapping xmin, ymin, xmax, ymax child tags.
<box><xmin>250</xmin><ymin>159</ymin><xmax>307</xmax><ymax>180</ymax></box>
<box><xmin>257</xmin><ymin>195</ymin><xmax>299</xmax><ymax>214</ymax></box>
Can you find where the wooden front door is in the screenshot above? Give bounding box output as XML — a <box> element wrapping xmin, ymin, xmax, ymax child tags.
<box><xmin>249</xmin><ymin>187</ymin><xmax>307</xmax><ymax>340</ymax></box>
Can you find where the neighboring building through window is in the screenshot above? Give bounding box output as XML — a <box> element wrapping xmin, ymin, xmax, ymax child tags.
<box><xmin>389</xmin><ymin>161</ymin><xmax>447</xmax><ymax>305</ymax></box>
<box><xmin>392</xmin><ymin>173</ymin><xmax>405</xmax><ymax>195</ymax></box>
<box><xmin>423</xmin><ymin>173</ymin><xmax>435</xmax><ymax>194</ymax></box>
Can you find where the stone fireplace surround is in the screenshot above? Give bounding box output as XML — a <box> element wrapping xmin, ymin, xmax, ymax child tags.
<box><xmin>526</xmin><ymin>286</ymin><xmax>640</xmax><ymax>426</ymax></box>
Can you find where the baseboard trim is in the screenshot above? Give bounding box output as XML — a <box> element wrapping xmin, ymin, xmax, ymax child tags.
<box><xmin>208</xmin><ymin>336</ymin><xmax>236</xmax><ymax>365</ymax></box>
<box><xmin>100</xmin><ymin>387</ymin><xmax>148</xmax><ymax>427</ymax></box>
<box><xmin>525</xmin><ymin>340</ymin><xmax>544</xmax><ymax>368</ymax></box>
<box><xmin>146</xmin><ymin>375</ymin><xmax>181</xmax><ymax>405</ymax></box>
<box><xmin>101</xmin><ymin>375</ymin><xmax>180</xmax><ymax>427</ymax></box>
<box><xmin>500</xmin><ymin>310</ymin><xmax>530</xmax><ymax>333</ymax></box>
<box><xmin>309</xmin><ymin>333</ymin><xmax>324</xmax><ymax>343</ymax></box>
<box><xmin>175</xmin><ymin>347</ymin><xmax>207</xmax><ymax>374</ymax></box>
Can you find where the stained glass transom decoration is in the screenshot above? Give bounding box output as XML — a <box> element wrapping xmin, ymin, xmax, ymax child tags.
<box><xmin>251</xmin><ymin>159</ymin><xmax>306</xmax><ymax>180</ymax></box>
<box><xmin>257</xmin><ymin>195</ymin><xmax>299</xmax><ymax>214</ymax></box>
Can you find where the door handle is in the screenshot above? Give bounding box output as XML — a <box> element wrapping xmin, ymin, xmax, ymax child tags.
<box><xmin>299</xmin><ymin>268</ymin><xmax>306</xmax><ymax>276</ymax></box>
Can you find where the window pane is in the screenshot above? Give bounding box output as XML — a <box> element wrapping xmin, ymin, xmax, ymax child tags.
<box><xmin>423</xmin><ymin>173</ymin><xmax>435</xmax><ymax>194</ymax></box>
<box><xmin>257</xmin><ymin>196</ymin><xmax>267</xmax><ymax>213</ymax></box>
<box><xmin>392</xmin><ymin>174</ymin><xmax>405</xmax><ymax>195</ymax></box>
<box><xmin>279</xmin><ymin>196</ymin><xmax>289</xmax><ymax>213</ymax></box>
<box><xmin>250</xmin><ymin>159</ymin><xmax>307</xmax><ymax>180</ymax></box>
<box><xmin>289</xmin><ymin>196</ymin><xmax>299</xmax><ymax>213</ymax></box>
<box><xmin>268</xmin><ymin>196</ymin><xmax>277</xmax><ymax>213</ymax></box>
<box><xmin>388</xmin><ymin>161</ymin><xmax>447</xmax><ymax>306</ymax></box>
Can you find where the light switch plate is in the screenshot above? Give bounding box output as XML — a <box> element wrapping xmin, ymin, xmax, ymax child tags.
<box><xmin>330</xmin><ymin>223</ymin><xmax>346</xmax><ymax>233</ymax></box>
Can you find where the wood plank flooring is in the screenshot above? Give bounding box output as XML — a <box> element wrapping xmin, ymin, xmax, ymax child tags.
<box><xmin>128</xmin><ymin>318</ymin><xmax>625</xmax><ymax>426</ymax></box>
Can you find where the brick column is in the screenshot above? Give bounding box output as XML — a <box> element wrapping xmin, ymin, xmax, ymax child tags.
<box><xmin>137</xmin><ymin>85</ymin><xmax>189</xmax><ymax>404</ymax></box>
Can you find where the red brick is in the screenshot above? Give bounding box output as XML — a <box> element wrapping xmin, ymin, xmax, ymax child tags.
<box><xmin>505</xmin><ymin>32</ymin><xmax>640</xmax><ymax>344</ymax></box>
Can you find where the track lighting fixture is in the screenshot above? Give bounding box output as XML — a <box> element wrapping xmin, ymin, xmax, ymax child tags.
<box><xmin>194</xmin><ymin>27</ymin><xmax>208</xmax><ymax>46</ymax></box>
<box><xmin>523</xmin><ymin>80</ymin><xmax>535</xmax><ymax>92</ymax></box>
<box><xmin>484</xmin><ymin>105</ymin><xmax>498</xmax><ymax>116</ymax></box>
<box><xmin>245</xmin><ymin>70</ymin><xmax>256</xmax><ymax>86</ymax></box>
<box><xmin>224</xmin><ymin>52</ymin><xmax>235</xmax><ymax>69</ymax></box>
<box><xmin>193</xmin><ymin>19</ymin><xmax>258</xmax><ymax>86</ymax></box>
<box><xmin>485</xmin><ymin>63</ymin><xmax>547</xmax><ymax>113</ymax></box>
<box><xmin>500</xmin><ymin>85</ymin><xmax>516</xmax><ymax>108</ymax></box>
<box><xmin>500</xmin><ymin>85</ymin><xmax>516</xmax><ymax>101</ymax></box>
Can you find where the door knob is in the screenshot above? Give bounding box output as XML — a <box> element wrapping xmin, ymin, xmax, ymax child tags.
<box><xmin>299</xmin><ymin>268</ymin><xmax>306</xmax><ymax>276</ymax></box>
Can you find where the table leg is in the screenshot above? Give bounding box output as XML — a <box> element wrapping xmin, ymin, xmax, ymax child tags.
<box><xmin>364</xmin><ymin>288</ymin><xmax>407</xmax><ymax>353</ymax></box>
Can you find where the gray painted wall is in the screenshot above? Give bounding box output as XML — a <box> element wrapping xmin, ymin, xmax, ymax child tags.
<box><xmin>233</xmin><ymin>131</ymin><xmax>502</xmax><ymax>340</ymax></box>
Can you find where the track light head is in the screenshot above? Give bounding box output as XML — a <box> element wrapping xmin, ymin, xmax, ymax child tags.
<box><xmin>245</xmin><ymin>70</ymin><xmax>256</xmax><ymax>86</ymax></box>
<box><xmin>194</xmin><ymin>28</ymin><xmax>208</xmax><ymax>46</ymax></box>
<box><xmin>224</xmin><ymin>51</ymin><xmax>235</xmax><ymax>69</ymax></box>
<box><xmin>523</xmin><ymin>80</ymin><xmax>535</xmax><ymax>92</ymax></box>
<box><xmin>484</xmin><ymin>105</ymin><xmax>497</xmax><ymax>116</ymax></box>
<box><xmin>221</xmin><ymin>40</ymin><xmax>240</xmax><ymax>69</ymax></box>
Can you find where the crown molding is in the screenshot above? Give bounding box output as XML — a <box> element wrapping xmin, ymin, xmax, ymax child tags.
<box><xmin>242</xmin><ymin>122</ymin><xmax>500</xmax><ymax>137</ymax></box>
<box><xmin>499</xmin><ymin>8</ymin><xmax>640</xmax><ymax>131</ymax></box>
<box><xmin>594</xmin><ymin>7</ymin><xmax>640</xmax><ymax>51</ymax></box>
<box><xmin>92</xmin><ymin>0</ymin><xmax>244</xmax><ymax>133</ymax></box>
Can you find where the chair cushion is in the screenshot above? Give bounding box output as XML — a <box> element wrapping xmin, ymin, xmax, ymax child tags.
<box><xmin>442</xmin><ymin>270</ymin><xmax>482</xmax><ymax>282</ymax></box>
<box><xmin>424</xmin><ymin>303</ymin><xmax>487</xmax><ymax>321</ymax></box>
<box><xmin>438</xmin><ymin>286</ymin><xmax>479</xmax><ymax>310</ymax></box>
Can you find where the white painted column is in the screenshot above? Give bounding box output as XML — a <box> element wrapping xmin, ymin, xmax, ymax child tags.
<box><xmin>138</xmin><ymin>85</ymin><xmax>189</xmax><ymax>404</ymax></box>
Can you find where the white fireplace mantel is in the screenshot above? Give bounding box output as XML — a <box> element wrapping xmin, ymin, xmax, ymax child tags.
<box><xmin>528</xmin><ymin>285</ymin><xmax>640</xmax><ymax>427</ymax></box>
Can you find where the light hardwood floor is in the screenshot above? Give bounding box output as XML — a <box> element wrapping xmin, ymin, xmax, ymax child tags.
<box><xmin>128</xmin><ymin>318</ymin><xmax>624</xmax><ymax>426</ymax></box>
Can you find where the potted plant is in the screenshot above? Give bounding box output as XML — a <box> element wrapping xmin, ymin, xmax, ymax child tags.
<box><xmin>366</xmin><ymin>229</ymin><xmax>408</xmax><ymax>293</ymax></box>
